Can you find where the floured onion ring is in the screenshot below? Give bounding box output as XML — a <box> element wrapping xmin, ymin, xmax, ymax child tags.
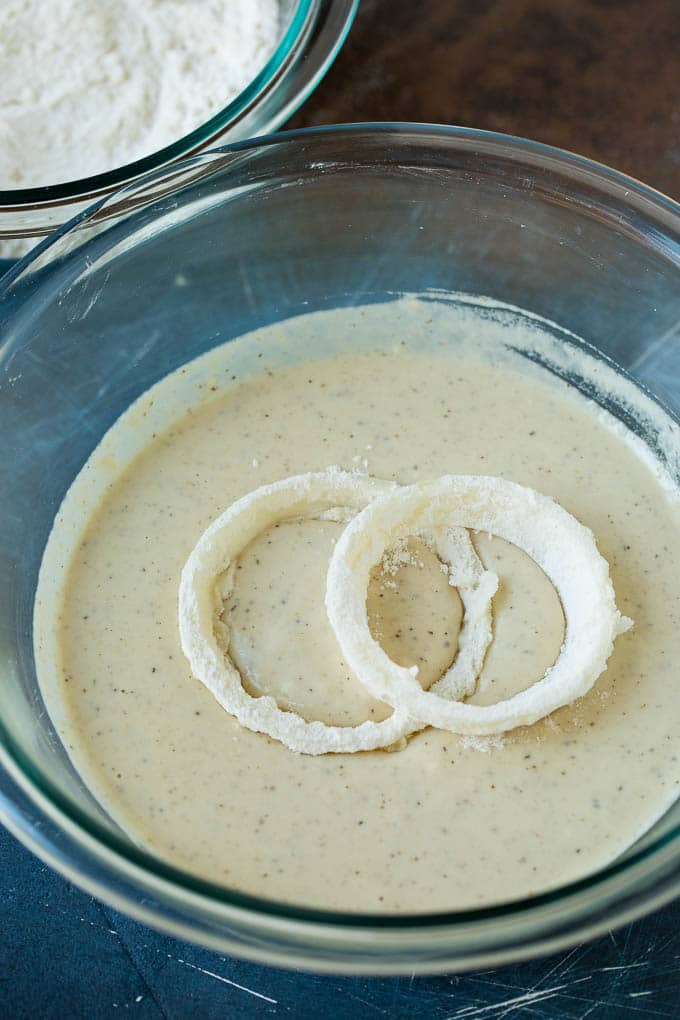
<box><xmin>326</xmin><ymin>475</ymin><xmax>632</xmax><ymax>736</ymax></box>
<box><xmin>179</xmin><ymin>468</ymin><xmax>495</xmax><ymax>755</ymax></box>
<box><xmin>178</xmin><ymin>467</ymin><xmax>497</xmax><ymax>754</ymax></box>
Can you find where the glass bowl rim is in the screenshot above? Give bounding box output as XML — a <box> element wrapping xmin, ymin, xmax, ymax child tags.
<box><xmin>1</xmin><ymin>121</ymin><xmax>679</xmax><ymax>944</ymax></box>
<box><xmin>0</xmin><ymin>0</ymin><xmax>360</xmax><ymax>210</ymax></box>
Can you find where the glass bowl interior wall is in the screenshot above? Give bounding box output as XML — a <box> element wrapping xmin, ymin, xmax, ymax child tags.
<box><xmin>0</xmin><ymin>125</ymin><xmax>679</xmax><ymax>973</ymax></box>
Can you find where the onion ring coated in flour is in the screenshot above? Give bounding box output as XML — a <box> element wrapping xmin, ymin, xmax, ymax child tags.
<box><xmin>326</xmin><ymin>475</ymin><xmax>633</xmax><ymax>736</ymax></box>
<box><xmin>179</xmin><ymin>468</ymin><xmax>497</xmax><ymax>755</ymax></box>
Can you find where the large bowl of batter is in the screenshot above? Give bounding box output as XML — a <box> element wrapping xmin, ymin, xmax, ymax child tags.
<box><xmin>0</xmin><ymin>125</ymin><xmax>679</xmax><ymax>974</ymax></box>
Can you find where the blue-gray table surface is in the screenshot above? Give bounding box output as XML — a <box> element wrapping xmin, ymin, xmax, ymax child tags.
<box><xmin>3</xmin><ymin>827</ymin><xmax>680</xmax><ymax>1018</ymax></box>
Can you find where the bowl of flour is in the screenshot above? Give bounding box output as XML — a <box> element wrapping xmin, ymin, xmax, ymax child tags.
<box><xmin>0</xmin><ymin>0</ymin><xmax>358</xmax><ymax>258</ymax></box>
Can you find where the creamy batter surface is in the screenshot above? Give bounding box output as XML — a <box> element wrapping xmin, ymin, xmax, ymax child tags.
<box><xmin>34</xmin><ymin>298</ymin><xmax>680</xmax><ymax>913</ymax></box>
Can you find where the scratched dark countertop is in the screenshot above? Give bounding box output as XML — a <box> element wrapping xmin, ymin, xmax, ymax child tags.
<box><xmin>3</xmin><ymin>1</ymin><xmax>680</xmax><ymax>1017</ymax></box>
<box><xmin>3</xmin><ymin>828</ymin><xmax>680</xmax><ymax>1019</ymax></box>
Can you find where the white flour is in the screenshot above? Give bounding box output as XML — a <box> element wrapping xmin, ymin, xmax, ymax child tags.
<box><xmin>0</xmin><ymin>0</ymin><xmax>281</xmax><ymax>190</ymax></box>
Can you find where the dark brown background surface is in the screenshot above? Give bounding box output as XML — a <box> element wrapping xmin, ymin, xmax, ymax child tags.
<box><xmin>294</xmin><ymin>0</ymin><xmax>680</xmax><ymax>198</ymax></box>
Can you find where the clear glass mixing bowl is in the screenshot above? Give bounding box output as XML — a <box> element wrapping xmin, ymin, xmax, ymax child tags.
<box><xmin>0</xmin><ymin>125</ymin><xmax>678</xmax><ymax>975</ymax></box>
<box><xmin>0</xmin><ymin>0</ymin><xmax>358</xmax><ymax>255</ymax></box>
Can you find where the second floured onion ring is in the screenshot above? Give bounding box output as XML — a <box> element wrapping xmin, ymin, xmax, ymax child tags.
<box><xmin>179</xmin><ymin>468</ymin><xmax>496</xmax><ymax>755</ymax></box>
<box><xmin>326</xmin><ymin>475</ymin><xmax>633</xmax><ymax>737</ymax></box>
